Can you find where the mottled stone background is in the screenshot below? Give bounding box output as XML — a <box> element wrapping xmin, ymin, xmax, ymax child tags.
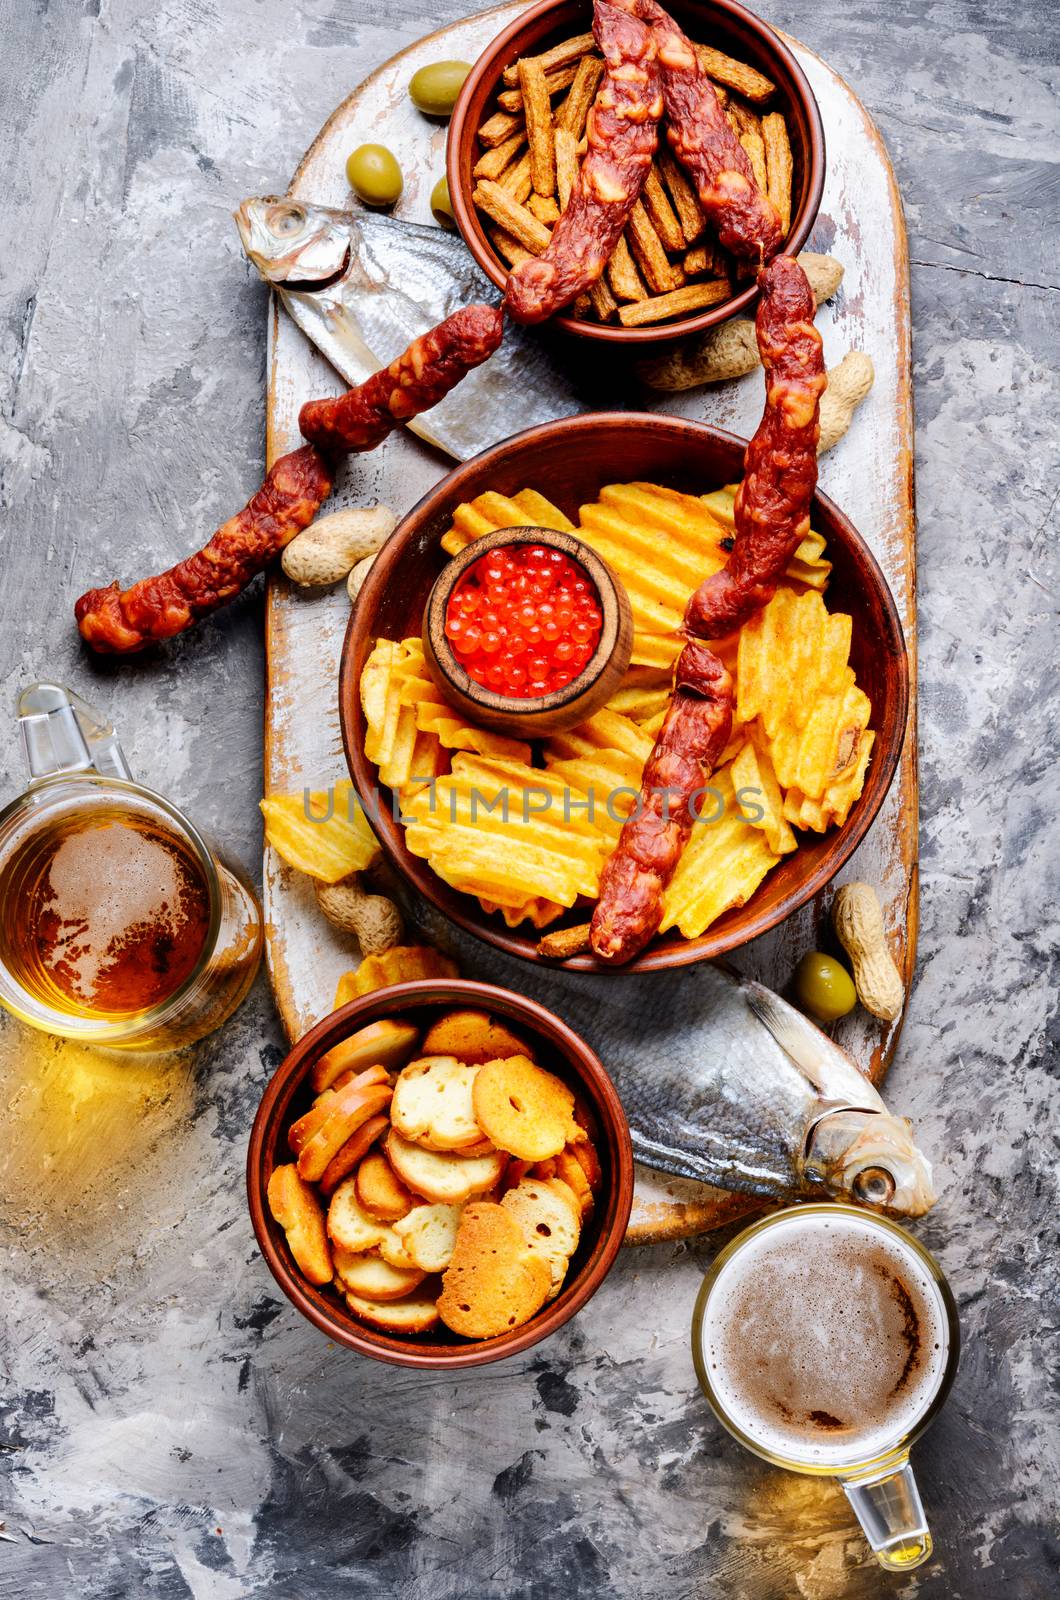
<box><xmin>0</xmin><ymin>0</ymin><xmax>1057</xmax><ymax>1596</ymax></box>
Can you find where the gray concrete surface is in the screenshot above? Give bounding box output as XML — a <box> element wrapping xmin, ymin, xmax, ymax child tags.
<box><xmin>0</xmin><ymin>1</ymin><xmax>1057</xmax><ymax>1596</ymax></box>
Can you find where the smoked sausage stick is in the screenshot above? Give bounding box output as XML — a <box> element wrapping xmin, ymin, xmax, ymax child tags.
<box><xmin>589</xmin><ymin>642</ymin><xmax>734</xmax><ymax>963</ymax></box>
<box><xmin>571</xmin><ymin>258</ymin><xmax>825</xmax><ymax>966</ymax></box>
<box><xmin>638</xmin><ymin>0</ymin><xmax>782</xmax><ymax>262</ymax></box>
<box><xmin>75</xmin><ymin>307</ymin><xmax>503</xmax><ymax>654</ymax></box>
<box><xmin>298</xmin><ymin>304</ymin><xmax>503</xmax><ymax>451</ymax></box>
<box><xmin>75</xmin><ymin>445</ymin><xmax>332</xmax><ymax>655</ymax></box>
<box><xmin>685</xmin><ymin>256</ymin><xmax>826</xmax><ymax>637</ymax></box>
<box><xmin>504</xmin><ymin>0</ymin><xmax>663</xmax><ymax>324</ymax></box>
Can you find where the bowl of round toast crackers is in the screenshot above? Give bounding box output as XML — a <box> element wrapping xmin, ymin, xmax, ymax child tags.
<box><xmin>248</xmin><ymin>979</ymin><xmax>634</xmax><ymax>1367</ymax></box>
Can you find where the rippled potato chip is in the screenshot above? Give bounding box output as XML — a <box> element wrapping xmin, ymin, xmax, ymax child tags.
<box><xmin>543</xmin><ymin>709</ymin><xmax>654</xmax><ymax>839</ymax></box>
<box><xmin>403</xmin><ymin>754</ymin><xmax>610</xmax><ymax>908</ymax></box>
<box><xmin>333</xmin><ymin>946</ymin><xmax>460</xmax><ymax>1008</ymax></box>
<box><xmin>261</xmin><ymin>781</ymin><xmax>379</xmax><ymax>883</ymax></box>
<box><xmin>730</xmin><ymin>736</ymin><xmax>797</xmax><ymax>856</ymax></box>
<box><xmin>660</xmin><ymin>765</ymin><xmax>781</xmax><ymax>938</ymax></box>
<box><xmin>764</xmin><ymin>675</ymin><xmax>872</xmax><ymax>799</ymax></box>
<box><xmin>440</xmin><ymin>487</ymin><xmax>574</xmax><ymax>557</ymax></box>
<box><xmin>478</xmin><ymin>896</ymin><xmax>567</xmax><ymax>929</ymax></box>
<box><xmin>783</xmin><ymin>729</ymin><xmax>876</xmax><ymax>832</ymax></box>
<box><xmin>576</xmin><ymin>482</ymin><xmax>731</xmax><ymax>641</ymax></box>
<box><xmin>358</xmin><ymin>476</ymin><xmax>875</xmax><ymax>944</ymax></box>
<box><xmin>361</xmin><ymin>637</ymin><xmax>531</xmax><ymax>797</ymax></box>
<box><xmin>738</xmin><ymin>588</ymin><xmax>852</xmax><ymax>739</ymax></box>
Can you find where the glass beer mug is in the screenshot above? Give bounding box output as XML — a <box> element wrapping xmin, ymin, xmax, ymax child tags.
<box><xmin>0</xmin><ymin>684</ymin><xmax>262</xmax><ymax>1050</ymax></box>
<box><xmin>692</xmin><ymin>1204</ymin><xmax>960</xmax><ymax>1571</ymax></box>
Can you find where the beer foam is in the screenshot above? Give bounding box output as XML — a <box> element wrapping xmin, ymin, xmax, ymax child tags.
<box><xmin>39</xmin><ymin>820</ymin><xmax>201</xmax><ymax>1002</ymax></box>
<box><xmin>699</xmin><ymin>1211</ymin><xmax>950</xmax><ymax>1467</ymax></box>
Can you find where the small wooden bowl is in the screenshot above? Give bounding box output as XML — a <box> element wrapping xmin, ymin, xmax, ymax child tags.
<box><xmin>447</xmin><ymin>0</ymin><xmax>826</xmax><ymax>345</ymax></box>
<box><xmin>246</xmin><ymin>979</ymin><xmax>634</xmax><ymax>1369</ymax></box>
<box><xmin>422</xmin><ymin>525</ymin><xmax>633</xmax><ymax>738</ymax></box>
<box><xmin>340</xmin><ymin>412</ymin><xmax>909</xmax><ymax>972</ymax></box>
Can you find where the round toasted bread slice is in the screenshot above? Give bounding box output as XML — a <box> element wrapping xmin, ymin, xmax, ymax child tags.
<box><xmin>551</xmin><ymin>1147</ymin><xmax>595</xmax><ymax>1217</ymax></box>
<box><xmin>420</xmin><ymin>1009</ymin><xmax>532</xmax><ymax>1066</ymax></box>
<box><xmin>391</xmin><ymin>1056</ymin><xmax>481</xmax><ymax>1151</ymax></box>
<box><xmin>345</xmin><ymin>1282</ymin><xmax>441</xmax><ymax>1334</ymax></box>
<box><xmin>455</xmin><ymin>1137</ymin><xmax>497</xmax><ymax>1159</ymax></box>
<box><xmin>288</xmin><ymin>1066</ymin><xmax>389</xmax><ymax>1155</ymax></box>
<box><xmin>472</xmin><ymin>1056</ymin><xmax>580</xmax><ymax>1162</ymax></box>
<box><xmin>267</xmin><ymin>1163</ymin><xmax>333</xmax><ymax>1286</ymax></box>
<box><xmin>311</xmin><ymin>1018</ymin><xmax>420</xmax><ymax>1093</ymax></box>
<box><xmin>327</xmin><ymin>1177</ymin><xmax>390</xmax><ymax>1253</ymax></box>
<box><xmin>501</xmin><ymin>1177</ymin><xmax>581</xmax><ymax>1299</ymax></box>
<box><xmin>318</xmin><ymin>1113</ymin><xmax>389</xmax><ymax>1197</ymax></box>
<box><xmin>570</xmin><ymin>1135</ymin><xmax>603</xmax><ymax>1194</ymax></box>
<box><xmin>393</xmin><ymin>1202</ymin><xmax>463</xmax><ymax>1272</ymax></box>
<box><xmin>296</xmin><ymin>1081</ymin><xmax>394</xmax><ymax>1182</ymax></box>
<box><xmin>386</xmin><ymin>1129</ymin><xmax>505</xmax><ymax>1205</ymax></box>
<box><xmin>335</xmin><ymin>1250</ymin><xmax>426</xmax><ymax>1302</ymax></box>
<box><xmin>437</xmin><ymin>1202</ymin><xmax>551</xmax><ymax>1339</ymax></box>
<box><xmin>377</xmin><ymin>1222</ymin><xmax>421</xmax><ymax>1271</ymax></box>
<box><xmin>356</xmin><ymin>1149</ymin><xmax>416</xmax><ymax>1221</ymax></box>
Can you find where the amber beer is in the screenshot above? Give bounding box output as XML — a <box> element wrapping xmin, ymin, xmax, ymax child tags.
<box><xmin>692</xmin><ymin>1205</ymin><xmax>959</xmax><ymax>1571</ymax></box>
<box><xmin>0</xmin><ymin>779</ymin><xmax>262</xmax><ymax>1049</ymax></box>
<box><xmin>0</xmin><ymin>805</ymin><xmax>211</xmax><ymax>1019</ymax></box>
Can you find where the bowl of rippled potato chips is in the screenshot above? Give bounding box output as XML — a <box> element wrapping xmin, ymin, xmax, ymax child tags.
<box><xmin>340</xmin><ymin>413</ymin><xmax>908</xmax><ymax>972</ymax></box>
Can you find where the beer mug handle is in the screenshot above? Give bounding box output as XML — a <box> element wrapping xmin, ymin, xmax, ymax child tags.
<box><xmin>17</xmin><ymin>683</ymin><xmax>132</xmax><ymax>784</ymax></box>
<box><xmin>842</xmin><ymin>1457</ymin><xmax>932</xmax><ymax>1571</ymax></box>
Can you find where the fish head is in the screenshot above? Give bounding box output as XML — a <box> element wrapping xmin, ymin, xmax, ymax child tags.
<box><xmin>234</xmin><ymin>196</ymin><xmax>352</xmax><ymax>284</ymax></box>
<box><xmin>804</xmin><ymin>1108</ymin><xmax>936</xmax><ymax>1217</ymax></box>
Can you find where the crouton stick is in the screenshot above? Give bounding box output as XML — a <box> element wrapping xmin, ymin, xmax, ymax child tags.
<box><xmin>693</xmin><ymin>42</ymin><xmax>775</xmax><ymax>104</ymax></box>
<box><xmin>657</xmin><ymin>148</ymin><xmax>705</xmax><ymax>243</ymax></box>
<box><xmin>556</xmin><ymin>54</ymin><xmax>605</xmax><ymax>136</ymax></box>
<box><xmin>478</xmin><ymin>109</ymin><xmax>522</xmax><ymax>148</ymax></box>
<box><xmin>529</xmin><ymin>193</ymin><xmax>561</xmax><ymax>225</ymax></box>
<box><xmin>498</xmin><ymin>151</ymin><xmax>533</xmax><ymax>203</ymax></box>
<box><xmin>627</xmin><ymin>198</ymin><xmax>684</xmax><ymax>293</ymax></box>
<box><xmin>642</xmin><ymin>163</ymin><xmax>685</xmax><ymax>253</ymax></box>
<box><xmin>503</xmin><ymin>30</ymin><xmax>596</xmax><ymax>85</ymax></box>
<box><xmin>589</xmin><ymin>276</ymin><xmax>619</xmax><ymax>321</ymax></box>
<box><xmin>488</xmin><ymin>225</ymin><xmax>535</xmax><ymax>268</ymax></box>
<box><xmin>641</xmin><ymin>0</ymin><xmax>781</xmax><ymax>261</ymax></box>
<box><xmin>607</xmin><ymin>234</ymin><xmax>649</xmax><ymax>301</ymax></box>
<box><xmin>616</xmin><ymin>278</ymin><xmax>730</xmax><ymax>326</ymax></box>
<box><xmin>762</xmin><ymin>112</ymin><xmax>794</xmax><ymax>235</ymax></box>
<box><xmin>538</xmin><ymin>922</ymin><xmax>593</xmax><ymax>960</ymax></box>
<box><xmin>473</xmin><ymin>131</ymin><xmax>527</xmax><ymax>182</ymax></box>
<box><xmin>519</xmin><ymin>57</ymin><xmax>557</xmax><ymax>195</ymax></box>
<box><xmin>498</xmin><ymin>61</ymin><xmax>579</xmax><ymax>113</ymax></box>
<box><xmin>474</xmin><ymin>180</ymin><xmax>552</xmax><ymax>253</ymax></box>
<box><xmin>728</xmin><ymin>103</ymin><xmax>768</xmax><ymax>194</ymax></box>
<box><xmin>555</xmin><ymin>128</ymin><xmax>579</xmax><ymax>209</ymax></box>
<box><xmin>683</xmin><ymin>243</ymin><xmax>716</xmax><ymax>276</ymax></box>
<box><xmin>504</xmin><ymin>0</ymin><xmax>663</xmax><ymax>324</ymax></box>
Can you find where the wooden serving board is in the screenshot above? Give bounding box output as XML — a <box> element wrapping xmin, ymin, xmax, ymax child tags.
<box><xmin>262</xmin><ymin>3</ymin><xmax>916</xmax><ymax>1244</ymax></box>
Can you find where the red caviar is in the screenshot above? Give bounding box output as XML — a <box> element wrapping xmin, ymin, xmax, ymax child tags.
<box><xmin>445</xmin><ymin>543</ymin><xmax>603</xmax><ymax>698</ymax></box>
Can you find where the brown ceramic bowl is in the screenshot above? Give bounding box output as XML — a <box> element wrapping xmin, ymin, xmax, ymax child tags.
<box><xmin>447</xmin><ymin>0</ymin><xmax>825</xmax><ymax>345</ymax></box>
<box><xmin>340</xmin><ymin>413</ymin><xmax>908</xmax><ymax>972</ymax></box>
<box><xmin>247</xmin><ymin>979</ymin><xmax>634</xmax><ymax>1368</ymax></box>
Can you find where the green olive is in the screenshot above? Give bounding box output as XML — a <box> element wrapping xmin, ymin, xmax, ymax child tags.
<box><xmin>430</xmin><ymin>176</ymin><xmax>455</xmax><ymax>227</ymax></box>
<box><xmin>409</xmin><ymin>60</ymin><xmax>472</xmax><ymax>117</ymax></box>
<box><xmin>794</xmin><ymin>951</ymin><xmax>857</xmax><ymax>1023</ymax></box>
<box><xmin>345</xmin><ymin>144</ymin><xmax>403</xmax><ymax>208</ymax></box>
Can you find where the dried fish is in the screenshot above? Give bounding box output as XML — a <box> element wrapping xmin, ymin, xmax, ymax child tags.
<box><xmin>235</xmin><ymin>196</ymin><xmax>590</xmax><ymax>460</ymax></box>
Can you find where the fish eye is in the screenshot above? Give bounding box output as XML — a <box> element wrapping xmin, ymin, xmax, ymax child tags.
<box><xmin>853</xmin><ymin>1167</ymin><xmax>896</xmax><ymax>1206</ymax></box>
<box><xmin>271</xmin><ymin>204</ymin><xmax>305</xmax><ymax>235</ymax></box>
